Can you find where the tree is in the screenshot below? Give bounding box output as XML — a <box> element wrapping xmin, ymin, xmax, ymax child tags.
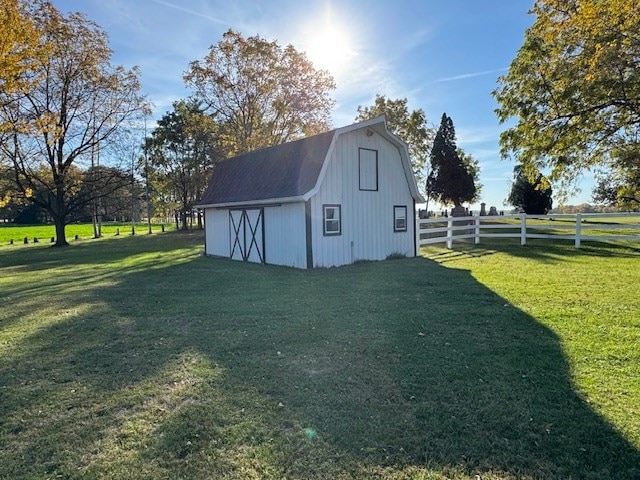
<box><xmin>355</xmin><ymin>95</ymin><xmax>434</xmax><ymax>188</ymax></box>
<box><xmin>145</xmin><ymin>100</ymin><xmax>224</xmax><ymax>230</ymax></box>
<box><xmin>0</xmin><ymin>3</ymin><xmax>146</xmax><ymax>245</ymax></box>
<box><xmin>0</xmin><ymin>0</ymin><xmax>47</xmax><ymax>100</ymax></box>
<box><xmin>426</xmin><ymin>113</ymin><xmax>477</xmax><ymax>210</ymax></box>
<box><xmin>593</xmin><ymin>147</ymin><xmax>640</xmax><ymax>210</ymax></box>
<box><xmin>507</xmin><ymin>165</ymin><xmax>553</xmax><ymax>214</ymax></box>
<box><xmin>184</xmin><ymin>29</ymin><xmax>335</xmax><ymax>155</ymax></box>
<box><xmin>457</xmin><ymin>148</ymin><xmax>482</xmax><ymax>202</ymax></box>
<box><xmin>75</xmin><ymin>165</ymin><xmax>135</xmax><ymax>222</ymax></box>
<box><xmin>494</xmin><ymin>0</ymin><xmax>640</xmax><ymax>191</ymax></box>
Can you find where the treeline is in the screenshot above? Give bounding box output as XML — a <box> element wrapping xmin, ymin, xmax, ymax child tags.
<box><xmin>1</xmin><ymin>2</ymin><xmax>483</xmax><ymax>244</ymax></box>
<box><xmin>551</xmin><ymin>204</ymin><xmax>639</xmax><ymax>214</ymax></box>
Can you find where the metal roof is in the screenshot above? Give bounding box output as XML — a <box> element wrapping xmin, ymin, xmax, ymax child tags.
<box><xmin>199</xmin><ymin>129</ymin><xmax>336</xmax><ymax>206</ymax></box>
<box><xmin>198</xmin><ymin>116</ymin><xmax>424</xmax><ymax>208</ymax></box>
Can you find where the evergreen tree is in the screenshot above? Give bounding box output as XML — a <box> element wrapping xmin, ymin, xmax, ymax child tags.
<box><xmin>426</xmin><ymin>113</ymin><xmax>476</xmax><ymax>209</ymax></box>
<box><xmin>507</xmin><ymin>166</ymin><xmax>553</xmax><ymax>214</ymax></box>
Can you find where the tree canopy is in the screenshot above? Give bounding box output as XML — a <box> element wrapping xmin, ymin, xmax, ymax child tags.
<box><xmin>0</xmin><ymin>0</ymin><xmax>47</xmax><ymax>99</ymax></box>
<box><xmin>144</xmin><ymin>100</ymin><xmax>224</xmax><ymax>230</ymax></box>
<box><xmin>494</xmin><ymin>0</ymin><xmax>640</xmax><ymax>192</ymax></box>
<box><xmin>426</xmin><ymin>113</ymin><xmax>477</xmax><ymax>209</ymax></box>
<box><xmin>184</xmin><ymin>29</ymin><xmax>335</xmax><ymax>155</ymax></box>
<box><xmin>355</xmin><ymin>94</ymin><xmax>434</xmax><ymax>188</ymax></box>
<box><xmin>0</xmin><ymin>2</ymin><xmax>146</xmax><ymax>245</ymax></box>
<box><xmin>507</xmin><ymin>165</ymin><xmax>553</xmax><ymax>214</ymax></box>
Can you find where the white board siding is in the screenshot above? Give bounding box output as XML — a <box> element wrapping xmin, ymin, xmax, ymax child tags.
<box><xmin>263</xmin><ymin>202</ymin><xmax>307</xmax><ymax>268</ymax></box>
<box><xmin>204</xmin><ymin>208</ymin><xmax>229</xmax><ymax>257</ymax></box>
<box><xmin>311</xmin><ymin>128</ymin><xmax>414</xmax><ymax>267</ymax></box>
<box><xmin>204</xmin><ymin>203</ymin><xmax>307</xmax><ymax>268</ymax></box>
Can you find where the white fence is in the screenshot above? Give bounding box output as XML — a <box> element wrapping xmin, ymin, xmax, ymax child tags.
<box><xmin>416</xmin><ymin>213</ymin><xmax>640</xmax><ymax>249</ymax></box>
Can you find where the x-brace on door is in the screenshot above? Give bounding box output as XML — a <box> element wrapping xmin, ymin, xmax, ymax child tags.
<box><xmin>229</xmin><ymin>208</ymin><xmax>265</xmax><ymax>263</ymax></box>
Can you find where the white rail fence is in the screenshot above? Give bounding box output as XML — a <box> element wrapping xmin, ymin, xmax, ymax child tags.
<box><xmin>416</xmin><ymin>213</ymin><xmax>640</xmax><ymax>249</ymax></box>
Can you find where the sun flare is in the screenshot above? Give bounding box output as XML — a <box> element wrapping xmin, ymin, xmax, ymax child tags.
<box><xmin>307</xmin><ymin>27</ymin><xmax>352</xmax><ymax>74</ymax></box>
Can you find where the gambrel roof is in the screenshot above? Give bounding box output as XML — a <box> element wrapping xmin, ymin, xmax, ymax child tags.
<box><xmin>199</xmin><ymin>130</ymin><xmax>335</xmax><ymax>206</ymax></box>
<box><xmin>198</xmin><ymin>116</ymin><xmax>424</xmax><ymax>208</ymax></box>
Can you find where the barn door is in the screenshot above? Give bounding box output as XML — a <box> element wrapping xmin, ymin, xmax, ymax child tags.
<box><xmin>229</xmin><ymin>208</ymin><xmax>265</xmax><ymax>263</ymax></box>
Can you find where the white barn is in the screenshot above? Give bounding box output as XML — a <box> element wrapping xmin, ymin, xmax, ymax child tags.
<box><xmin>198</xmin><ymin>116</ymin><xmax>424</xmax><ymax>268</ymax></box>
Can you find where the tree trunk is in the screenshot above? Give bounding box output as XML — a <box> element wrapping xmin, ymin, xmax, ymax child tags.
<box><xmin>181</xmin><ymin>210</ymin><xmax>188</xmax><ymax>230</ymax></box>
<box><xmin>53</xmin><ymin>217</ymin><xmax>69</xmax><ymax>247</ymax></box>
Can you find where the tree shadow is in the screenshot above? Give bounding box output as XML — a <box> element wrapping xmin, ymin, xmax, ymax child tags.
<box><xmin>1</xmin><ymin>243</ymin><xmax>638</xmax><ymax>479</ymax></box>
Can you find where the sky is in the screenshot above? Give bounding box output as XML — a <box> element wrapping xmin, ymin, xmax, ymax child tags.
<box><xmin>50</xmin><ymin>0</ymin><xmax>594</xmax><ymax>210</ymax></box>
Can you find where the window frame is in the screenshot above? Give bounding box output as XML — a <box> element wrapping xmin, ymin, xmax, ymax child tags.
<box><xmin>393</xmin><ymin>205</ymin><xmax>407</xmax><ymax>232</ymax></box>
<box><xmin>358</xmin><ymin>147</ymin><xmax>378</xmax><ymax>191</ymax></box>
<box><xmin>323</xmin><ymin>204</ymin><xmax>342</xmax><ymax>236</ymax></box>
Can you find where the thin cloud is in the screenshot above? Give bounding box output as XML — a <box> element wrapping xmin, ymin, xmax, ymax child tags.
<box><xmin>149</xmin><ymin>0</ymin><xmax>227</xmax><ymax>25</ymax></box>
<box><xmin>432</xmin><ymin>67</ymin><xmax>507</xmax><ymax>83</ymax></box>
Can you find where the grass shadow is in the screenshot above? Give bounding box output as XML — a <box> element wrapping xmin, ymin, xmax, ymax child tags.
<box><xmin>1</xmin><ymin>236</ymin><xmax>638</xmax><ymax>479</ymax></box>
<box><xmin>423</xmin><ymin>238</ymin><xmax>640</xmax><ymax>264</ymax></box>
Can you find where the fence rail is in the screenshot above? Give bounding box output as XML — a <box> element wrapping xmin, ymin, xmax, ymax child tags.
<box><xmin>416</xmin><ymin>213</ymin><xmax>640</xmax><ymax>249</ymax></box>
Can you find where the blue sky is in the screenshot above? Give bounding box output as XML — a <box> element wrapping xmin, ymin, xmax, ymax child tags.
<box><xmin>51</xmin><ymin>0</ymin><xmax>593</xmax><ymax>209</ymax></box>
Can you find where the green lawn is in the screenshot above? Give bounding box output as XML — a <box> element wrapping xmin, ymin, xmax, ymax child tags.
<box><xmin>0</xmin><ymin>222</ymin><xmax>175</xmax><ymax>244</ymax></box>
<box><xmin>1</xmin><ymin>233</ymin><xmax>638</xmax><ymax>479</ymax></box>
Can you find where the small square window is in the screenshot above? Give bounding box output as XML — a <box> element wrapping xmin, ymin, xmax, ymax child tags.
<box><xmin>323</xmin><ymin>204</ymin><xmax>341</xmax><ymax>236</ymax></box>
<box><xmin>394</xmin><ymin>205</ymin><xmax>407</xmax><ymax>232</ymax></box>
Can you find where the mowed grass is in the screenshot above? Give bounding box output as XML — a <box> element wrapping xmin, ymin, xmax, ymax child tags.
<box><xmin>0</xmin><ymin>222</ymin><xmax>175</xmax><ymax>244</ymax></box>
<box><xmin>0</xmin><ymin>233</ymin><xmax>639</xmax><ymax>479</ymax></box>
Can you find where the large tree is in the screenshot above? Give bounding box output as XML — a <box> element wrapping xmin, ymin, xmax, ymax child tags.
<box><xmin>145</xmin><ymin>100</ymin><xmax>224</xmax><ymax>230</ymax></box>
<box><xmin>184</xmin><ymin>29</ymin><xmax>335</xmax><ymax>155</ymax></box>
<box><xmin>0</xmin><ymin>0</ymin><xmax>47</xmax><ymax>100</ymax></box>
<box><xmin>494</xmin><ymin>0</ymin><xmax>640</xmax><ymax>193</ymax></box>
<box><xmin>426</xmin><ymin>113</ymin><xmax>477</xmax><ymax>210</ymax></box>
<box><xmin>0</xmin><ymin>3</ymin><xmax>146</xmax><ymax>245</ymax></box>
<box><xmin>507</xmin><ymin>165</ymin><xmax>553</xmax><ymax>214</ymax></box>
<box><xmin>355</xmin><ymin>95</ymin><xmax>434</xmax><ymax>188</ymax></box>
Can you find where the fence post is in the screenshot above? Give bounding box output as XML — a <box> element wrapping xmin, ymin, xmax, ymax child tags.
<box><xmin>474</xmin><ymin>216</ymin><xmax>480</xmax><ymax>245</ymax></box>
<box><xmin>520</xmin><ymin>214</ymin><xmax>527</xmax><ymax>246</ymax></box>
<box><xmin>575</xmin><ymin>213</ymin><xmax>582</xmax><ymax>248</ymax></box>
<box><xmin>446</xmin><ymin>218</ymin><xmax>453</xmax><ymax>249</ymax></box>
<box><xmin>415</xmin><ymin>217</ymin><xmax>421</xmax><ymax>255</ymax></box>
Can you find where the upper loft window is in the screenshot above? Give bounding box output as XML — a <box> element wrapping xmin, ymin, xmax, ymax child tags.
<box><xmin>359</xmin><ymin>148</ymin><xmax>378</xmax><ymax>191</ymax></box>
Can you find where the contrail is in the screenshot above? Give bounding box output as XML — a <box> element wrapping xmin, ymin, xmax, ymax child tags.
<box><xmin>149</xmin><ymin>0</ymin><xmax>227</xmax><ymax>24</ymax></box>
<box><xmin>432</xmin><ymin>67</ymin><xmax>507</xmax><ymax>83</ymax></box>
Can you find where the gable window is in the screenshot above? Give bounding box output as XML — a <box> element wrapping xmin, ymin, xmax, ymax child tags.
<box><xmin>394</xmin><ymin>205</ymin><xmax>407</xmax><ymax>232</ymax></box>
<box><xmin>323</xmin><ymin>204</ymin><xmax>341</xmax><ymax>236</ymax></box>
<box><xmin>359</xmin><ymin>148</ymin><xmax>378</xmax><ymax>191</ymax></box>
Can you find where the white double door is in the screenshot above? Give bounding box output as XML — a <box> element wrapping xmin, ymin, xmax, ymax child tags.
<box><xmin>229</xmin><ymin>208</ymin><xmax>265</xmax><ymax>263</ymax></box>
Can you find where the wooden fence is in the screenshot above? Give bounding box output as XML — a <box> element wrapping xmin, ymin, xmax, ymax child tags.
<box><xmin>416</xmin><ymin>213</ymin><xmax>640</xmax><ymax>249</ymax></box>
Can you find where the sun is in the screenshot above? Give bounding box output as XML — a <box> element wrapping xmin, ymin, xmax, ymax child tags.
<box><xmin>307</xmin><ymin>27</ymin><xmax>353</xmax><ymax>74</ymax></box>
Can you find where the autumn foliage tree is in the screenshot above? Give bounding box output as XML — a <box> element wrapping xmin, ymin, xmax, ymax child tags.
<box><xmin>0</xmin><ymin>0</ymin><xmax>47</xmax><ymax>99</ymax></box>
<box><xmin>0</xmin><ymin>3</ymin><xmax>146</xmax><ymax>245</ymax></box>
<box><xmin>494</xmin><ymin>0</ymin><xmax>640</xmax><ymax>196</ymax></box>
<box><xmin>184</xmin><ymin>29</ymin><xmax>335</xmax><ymax>155</ymax></box>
